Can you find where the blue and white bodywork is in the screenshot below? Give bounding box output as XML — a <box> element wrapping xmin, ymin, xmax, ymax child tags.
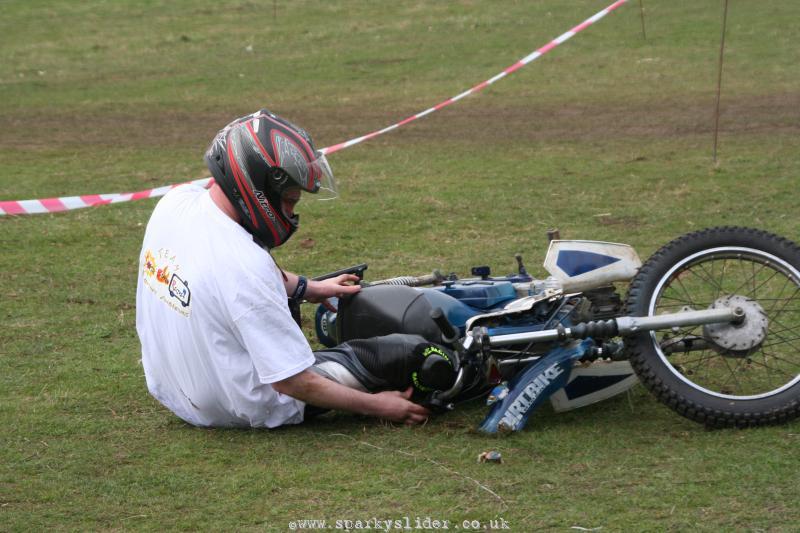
<box><xmin>479</xmin><ymin>241</ymin><xmax>642</xmax><ymax>432</ymax></box>
<box><xmin>544</xmin><ymin>240</ymin><xmax>642</xmax><ymax>292</ymax></box>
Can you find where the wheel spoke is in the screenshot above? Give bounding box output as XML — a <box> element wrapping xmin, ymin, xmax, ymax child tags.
<box><xmin>688</xmin><ymin>262</ymin><xmax>724</xmax><ymax>293</ymax></box>
<box><xmin>718</xmin><ymin>356</ymin><xmax>746</xmax><ymax>393</ymax></box>
<box><xmin>759</xmin><ymin>338</ymin><xmax>800</xmax><ymax>366</ymax></box>
<box><xmin>765</xmin><ymin>333</ymin><xmax>800</xmax><ymax>345</ymax></box>
<box><xmin>765</xmin><ymin>315</ymin><xmax>800</xmax><ymax>336</ymax></box>
<box><xmin>673</xmin><ymin>274</ymin><xmax>699</xmax><ymax>309</ymax></box>
<box><xmin>667</xmin><ymin>349</ymin><xmax>712</xmax><ymax>369</ymax></box>
<box><xmin>642</xmin><ymin>239</ymin><xmax>800</xmax><ymax>401</ymax></box>
<box><xmin>762</xmin><ymin>336</ymin><xmax>800</xmax><ymax>351</ymax></box>
<box><xmin>764</xmin><ymin>275</ymin><xmax>794</xmax><ymax>315</ymax></box>
<box><xmin>683</xmin><ymin>350</ymin><xmax>716</xmax><ymax>376</ymax></box>
<box><xmin>657</xmin><ymin>299</ymin><xmax>702</xmax><ymax>307</ymax></box>
<box><xmin>658</xmin><ymin>294</ymin><xmax>689</xmax><ymax>302</ymax></box>
<box><xmin>763</xmin><ymin>325</ymin><xmax>800</xmax><ymax>353</ymax></box>
<box><xmin>750</xmin><ymin>269</ymin><xmax>781</xmax><ymax>300</ymax></box>
<box><xmin>760</xmin><ymin>351</ymin><xmax>777</xmax><ymax>389</ymax></box>
<box><xmin>730</xmin><ymin>261</ymin><xmax>769</xmax><ymax>296</ymax></box>
<box><xmin>761</xmin><ymin>352</ymin><xmax>800</xmax><ymax>370</ymax></box>
<box><xmin>746</xmin><ymin>352</ymin><xmax>794</xmax><ymax>379</ymax></box>
<box><xmin>715</xmin><ymin>258</ymin><xmax>728</xmax><ymax>301</ymax></box>
<box><xmin>767</xmin><ymin>287</ymin><xmax>800</xmax><ymax>322</ymax></box>
<box><xmin>765</xmin><ymin>328</ymin><xmax>800</xmax><ymax>346</ymax></box>
<box><xmin>759</xmin><ymin>340</ymin><xmax>800</xmax><ymax>369</ymax></box>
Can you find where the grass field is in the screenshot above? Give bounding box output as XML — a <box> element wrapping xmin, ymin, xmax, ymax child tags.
<box><xmin>2</xmin><ymin>1</ymin><xmax>799</xmax><ymax>530</ymax></box>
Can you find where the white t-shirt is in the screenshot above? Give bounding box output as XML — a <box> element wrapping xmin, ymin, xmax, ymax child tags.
<box><xmin>135</xmin><ymin>184</ymin><xmax>314</xmax><ymax>427</ymax></box>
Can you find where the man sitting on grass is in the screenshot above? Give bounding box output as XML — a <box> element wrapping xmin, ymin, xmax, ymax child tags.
<box><xmin>136</xmin><ymin>109</ymin><xmax>451</xmax><ymax>428</ymax></box>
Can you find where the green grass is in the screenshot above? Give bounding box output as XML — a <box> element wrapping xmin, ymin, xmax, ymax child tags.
<box><xmin>2</xmin><ymin>0</ymin><xmax>800</xmax><ymax>530</ymax></box>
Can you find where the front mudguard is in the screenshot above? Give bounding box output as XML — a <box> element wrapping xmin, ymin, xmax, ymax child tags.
<box><xmin>479</xmin><ymin>339</ymin><xmax>594</xmax><ymax>433</ymax></box>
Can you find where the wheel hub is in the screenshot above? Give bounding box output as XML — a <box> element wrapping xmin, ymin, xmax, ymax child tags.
<box><xmin>703</xmin><ymin>295</ymin><xmax>768</xmax><ymax>357</ymax></box>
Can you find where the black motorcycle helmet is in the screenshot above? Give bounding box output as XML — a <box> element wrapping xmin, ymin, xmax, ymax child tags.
<box><xmin>204</xmin><ymin>109</ymin><xmax>336</xmax><ymax>248</ymax></box>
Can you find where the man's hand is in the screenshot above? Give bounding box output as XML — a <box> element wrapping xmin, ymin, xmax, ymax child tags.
<box><xmin>273</xmin><ymin>371</ymin><xmax>430</xmax><ymax>426</ymax></box>
<box><xmin>370</xmin><ymin>387</ymin><xmax>431</xmax><ymax>426</ymax></box>
<box><xmin>305</xmin><ymin>274</ymin><xmax>361</xmax><ymax>311</ymax></box>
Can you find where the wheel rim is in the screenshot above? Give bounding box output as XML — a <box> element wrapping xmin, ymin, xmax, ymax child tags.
<box><xmin>648</xmin><ymin>246</ymin><xmax>800</xmax><ymax>400</ymax></box>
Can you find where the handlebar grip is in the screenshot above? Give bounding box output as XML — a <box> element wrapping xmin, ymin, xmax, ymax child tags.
<box><xmin>430</xmin><ymin>307</ymin><xmax>459</xmax><ymax>344</ymax></box>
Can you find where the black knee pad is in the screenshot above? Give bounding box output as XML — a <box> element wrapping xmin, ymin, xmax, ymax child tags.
<box><xmin>344</xmin><ymin>334</ymin><xmax>426</xmax><ymax>390</ymax></box>
<box><xmin>347</xmin><ymin>334</ymin><xmax>457</xmax><ymax>392</ymax></box>
<box><xmin>411</xmin><ymin>344</ymin><xmax>457</xmax><ymax>392</ymax></box>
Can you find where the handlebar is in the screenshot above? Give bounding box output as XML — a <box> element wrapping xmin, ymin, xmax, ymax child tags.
<box><xmin>312</xmin><ymin>263</ymin><xmax>368</xmax><ymax>282</ymax></box>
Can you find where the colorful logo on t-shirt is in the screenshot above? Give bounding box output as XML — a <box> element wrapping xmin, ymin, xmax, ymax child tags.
<box><xmin>168</xmin><ymin>274</ymin><xmax>191</xmax><ymax>307</ymax></box>
<box><xmin>142</xmin><ymin>248</ymin><xmax>191</xmax><ymax>317</ymax></box>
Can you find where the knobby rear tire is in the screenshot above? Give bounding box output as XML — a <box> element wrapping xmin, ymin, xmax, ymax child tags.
<box><xmin>624</xmin><ymin>227</ymin><xmax>800</xmax><ymax>428</ymax></box>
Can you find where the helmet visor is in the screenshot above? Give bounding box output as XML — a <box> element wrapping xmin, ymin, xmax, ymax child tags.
<box><xmin>309</xmin><ymin>152</ymin><xmax>337</xmax><ymax>200</ymax></box>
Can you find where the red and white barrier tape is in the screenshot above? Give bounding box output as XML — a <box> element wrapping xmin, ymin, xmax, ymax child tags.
<box><xmin>0</xmin><ymin>0</ymin><xmax>627</xmax><ymax>216</ymax></box>
<box><xmin>0</xmin><ymin>178</ymin><xmax>214</xmax><ymax>216</ymax></box>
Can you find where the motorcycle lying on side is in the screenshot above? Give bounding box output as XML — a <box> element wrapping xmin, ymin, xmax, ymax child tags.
<box><xmin>311</xmin><ymin>227</ymin><xmax>800</xmax><ymax>433</ymax></box>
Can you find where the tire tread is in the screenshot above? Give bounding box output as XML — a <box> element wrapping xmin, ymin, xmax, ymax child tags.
<box><xmin>624</xmin><ymin>226</ymin><xmax>800</xmax><ymax>428</ymax></box>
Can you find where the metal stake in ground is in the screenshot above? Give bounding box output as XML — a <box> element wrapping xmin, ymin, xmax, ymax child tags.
<box><xmin>638</xmin><ymin>0</ymin><xmax>647</xmax><ymax>40</ymax></box>
<box><xmin>712</xmin><ymin>0</ymin><xmax>730</xmax><ymax>165</ymax></box>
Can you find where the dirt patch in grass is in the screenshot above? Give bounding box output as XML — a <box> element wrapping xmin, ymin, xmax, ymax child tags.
<box><xmin>1</xmin><ymin>92</ymin><xmax>797</xmax><ymax>151</ymax></box>
<box><xmin>0</xmin><ymin>107</ymin><xmax>234</xmax><ymax>151</ymax></box>
<box><xmin>593</xmin><ymin>213</ymin><xmax>643</xmax><ymax>227</ymax></box>
<box><xmin>358</xmin><ymin>91</ymin><xmax>800</xmax><ymax>144</ymax></box>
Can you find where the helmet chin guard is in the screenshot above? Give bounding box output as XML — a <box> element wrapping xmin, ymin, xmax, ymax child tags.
<box><xmin>204</xmin><ymin>109</ymin><xmax>336</xmax><ymax>248</ymax></box>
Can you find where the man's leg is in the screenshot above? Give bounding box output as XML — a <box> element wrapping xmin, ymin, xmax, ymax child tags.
<box><xmin>304</xmin><ymin>333</ymin><xmax>455</xmax><ymax>417</ymax></box>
